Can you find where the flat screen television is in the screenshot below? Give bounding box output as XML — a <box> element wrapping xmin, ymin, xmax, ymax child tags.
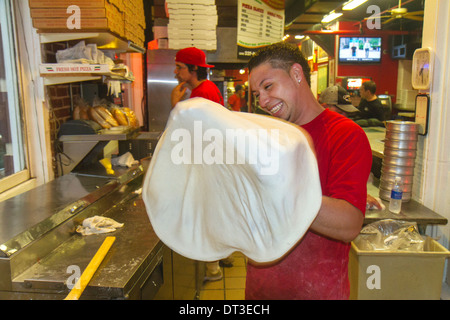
<box><xmin>338</xmin><ymin>37</ymin><xmax>382</xmax><ymax>64</ymax></box>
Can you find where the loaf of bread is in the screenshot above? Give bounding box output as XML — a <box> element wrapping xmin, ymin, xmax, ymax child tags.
<box><xmin>112</xmin><ymin>108</ymin><xmax>129</xmax><ymax>126</ymax></box>
<box><xmin>88</xmin><ymin>107</ymin><xmax>111</xmax><ymax>129</ymax></box>
<box><xmin>73</xmin><ymin>106</ymin><xmax>89</xmax><ymax>120</ymax></box>
<box><xmin>79</xmin><ymin>107</ymin><xmax>89</xmax><ymax>120</ymax></box>
<box><xmin>73</xmin><ymin>106</ymin><xmax>82</xmax><ymax>120</ymax></box>
<box><xmin>94</xmin><ymin>106</ymin><xmax>119</xmax><ymax>127</ymax></box>
<box><xmin>123</xmin><ymin>107</ymin><xmax>139</xmax><ymax>128</ymax></box>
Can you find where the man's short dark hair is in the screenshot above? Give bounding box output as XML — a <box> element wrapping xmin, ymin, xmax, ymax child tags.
<box><xmin>361</xmin><ymin>80</ymin><xmax>376</xmax><ymax>94</ymax></box>
<box><xmin>247</xmin><ymin>42</ymin><xmax>311</xmax><ymax>86</ymax></box>
<box><xmin>186</xmin><ymin>64</ymin><xmax>208</xmax><ymax>80</ymax></box>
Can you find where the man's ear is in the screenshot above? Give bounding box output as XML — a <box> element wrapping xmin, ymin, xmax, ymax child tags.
<box><xmin>290</xmin><ymin>63</ymin><xmax>304</xmax><ymax>84</ymax></box>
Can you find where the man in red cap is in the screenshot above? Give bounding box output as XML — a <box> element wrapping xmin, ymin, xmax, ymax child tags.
<box><xmin>171</xmin><ymin>47</ymin><xmax>228</xmax><ymax>282</ymax></box>
<box><xmin>171</xmin><ymin>47</ymin><xmax>224</xmax><ymax>107</ymax></box>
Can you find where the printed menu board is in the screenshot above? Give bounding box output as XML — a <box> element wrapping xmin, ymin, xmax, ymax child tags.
<box><xmin>237</xmin><ymin>0</ymin><xmax>285</xmax><ymax>58</ymax></box>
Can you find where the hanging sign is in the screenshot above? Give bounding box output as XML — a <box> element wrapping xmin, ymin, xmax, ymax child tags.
<box><xmin>237</xmin><ymin>0</ymin><xmax>285</xmax><ymax>59</ymax></box>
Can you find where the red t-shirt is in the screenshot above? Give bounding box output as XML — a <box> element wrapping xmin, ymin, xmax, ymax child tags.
<box><xmin>245</xmin><ymin>109</ymin><xmax>372</xmax><ymax>300</ymax></box>
<box><xmin>228</xmin><ymin>93</ymin><xmax>242</xmax><ymax>111</ymax></box>
<box><xmin>190</xmin><ymin>80</ymin><xmax>224</xmax><ymax>106</ymax></box>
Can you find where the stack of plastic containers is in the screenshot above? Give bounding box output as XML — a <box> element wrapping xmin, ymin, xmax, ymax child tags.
<box><xmin>379</xmin><ymin>121</ymin><xmax>419</xmax><ymax>202</ymax></box>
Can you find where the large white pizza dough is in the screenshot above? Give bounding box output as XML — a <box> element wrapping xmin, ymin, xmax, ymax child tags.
<box><xmin>142</xmin><ymin>97</ymin><xmax>322</xmax><ymax>263</ymax></box>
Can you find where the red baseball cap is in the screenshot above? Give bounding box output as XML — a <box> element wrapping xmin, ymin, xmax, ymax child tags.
<box><xmin>175</xmin><ymin>47</ymin><xmax>215</xmax><ymax>68</ymax></box>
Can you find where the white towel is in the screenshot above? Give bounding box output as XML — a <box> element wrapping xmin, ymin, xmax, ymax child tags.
<box><xmin>142</xmin><ymin>98</ymin><xmax>322</xmax><ymax>263</ymax></box>
<box><xmin>76</xmin><ymin>216</ymin><xmax>124</xmax><ymax>236</ymax></box>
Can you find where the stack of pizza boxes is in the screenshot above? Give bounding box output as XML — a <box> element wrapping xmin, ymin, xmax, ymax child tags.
<box><xmin>29</xmin><ymin>0</ymin><xmax>145</xmax><ymax>48</ymax></box>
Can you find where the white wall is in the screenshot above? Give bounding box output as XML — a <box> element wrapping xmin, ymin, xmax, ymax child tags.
<box><xmin>419</xmin><ymin>0</ymin><xmax>450</xmax><ymax>290</ymax></box>
<box><xmin>396</xmin><ymin>60</ymin><xmax>417</xmax><ymax>112</ymax></box>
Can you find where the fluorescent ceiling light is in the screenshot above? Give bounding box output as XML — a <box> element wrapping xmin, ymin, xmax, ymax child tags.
<box><xmin>342</xmin><ymin>0</ymin><xmax>369</xmax><ymax>10</ymax></box>
<box><xmin>321</xmin><ymin>11</ymin><xmax>343</xmax><ymax>23</ymax></box>
<box><xmin>295</xmin><ymin>35</ymin><xmax>305</xmax><ymax>40</ymax></box>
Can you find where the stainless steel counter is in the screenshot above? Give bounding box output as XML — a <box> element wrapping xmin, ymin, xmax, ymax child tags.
<box><xmin>0</xmin><ymin>165</ymin><xmax>201</xmax><ymax>300</ymax></box>
<box><xmin>366</xmin><ymin>181</ymin><xmax>448</xmax><ymax>229</ymax></box>
<box><xmin>363</xmin><ymin>126</ymin><xmax>447</xmax><ymax>229</ymax></box>
<box><xmin>363</xmin><ymin>127</ymin><xmax>385</xmax><ymax>159</ymax></box>
<box><xmin>0</xmin><ymin>174</ymin><xmax>114</xmax><ymax>255</ymax></box>
<box><xmin>9</xmin><ymin>196</ymin><xmax>165</xmax><ymax>299</ymax></box>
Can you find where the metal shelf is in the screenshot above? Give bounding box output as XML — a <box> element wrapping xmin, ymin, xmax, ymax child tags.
<box><xmin>42</xmin><ymin>75</ymin><xmax>102</xmax><ymax>86</ymax></box>
<box><xmin>58</xmin><ymin>128</ymin><xmax>140</xmax><ymax>175</ymax></box>
<box><xmin>58</xmin><ymin>127</ymin><xmax>140</xmax><ymax>142</ymax></box>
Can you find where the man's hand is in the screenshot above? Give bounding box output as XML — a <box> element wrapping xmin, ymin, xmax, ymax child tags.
<box><xmin>171</xmin><ymin>81</ymin><xmax>187</xmax><ymax>107</ymax></box>
<box><xmin>366</xmin><ymin>194</ymin><xmax>382</xmax><ymax>210</ymax></box>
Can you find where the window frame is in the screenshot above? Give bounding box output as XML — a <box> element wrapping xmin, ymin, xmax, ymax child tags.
<box><xmin>0</xmin><ymin>0</ymin><xmax>29</xmax><ymax>194</ymax></box>
<box><xmin>0</xmin><ymin>0</ymin><xmax>52</xmax><ymax>200</ymax></box>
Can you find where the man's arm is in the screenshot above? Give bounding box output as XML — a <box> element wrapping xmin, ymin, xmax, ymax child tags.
<box><xmin>310</xmin><ymin>196</ymin><xmax>364</xmax><ymax>243</ymax></box>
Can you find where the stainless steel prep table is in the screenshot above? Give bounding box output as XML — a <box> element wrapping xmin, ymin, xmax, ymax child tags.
<box><xmin>0</xmin><ymin>166</ymin><xmax>201</xmax><ymax>300</ymax></box>
<box><xmin>10</xmin><ymin>197</ymin><xmax>164</xmax><ymax>299</ymax></box>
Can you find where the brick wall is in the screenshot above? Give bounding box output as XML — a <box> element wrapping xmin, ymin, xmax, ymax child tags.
<box><xmin>43</xmin><ymin>42</ymin><xmax>81</xmax><ymax>177</ymax></box>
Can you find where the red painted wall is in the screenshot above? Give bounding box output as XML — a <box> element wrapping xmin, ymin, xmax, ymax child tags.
<box><xmin>337</xmin><ymin>21</ymin><xmax>398</xmax><ymax>103</ymax></box>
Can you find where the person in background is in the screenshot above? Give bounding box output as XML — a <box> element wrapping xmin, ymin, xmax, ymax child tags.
<box><xmin>319</xmin><ymin>85</ymin><xmax>360</xmax><ymax>118</ymax></box>
<box><xmin>227</xmin><ymin>84</ymin><xmax>244</xmax><ymax>111</ymax></box>
<box><xmin>171</xmin><ymin>47</ymin><xmax>224</xmax><ymax>107</ymax></box>
<box><xmin>246</xmin><ymin>42</ymin><xmax>372</xmax><ymax>299</ymax></box>
<box><xmin>350</xmin><ymin>38</ymin><xmax>358</xmax><ymax>57</ymax></box>
<box><xmin>364</xmin><ymin>39</ymin><xmax>371</xmax><ymax>58</ymax></box>
<box><xmin>170</xmin><ymin>47</ymin><xmax>228</xmax><ymax>281</ymax></box>
<box><xmin>357</xmin><ymin>80</ymin><xmax>385</xmax><ymax>123</ymax></box>
<box><xmin>240</xmin><ymin>85</ymin><xmax>249</xmax><ymax>112</ymax></box>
